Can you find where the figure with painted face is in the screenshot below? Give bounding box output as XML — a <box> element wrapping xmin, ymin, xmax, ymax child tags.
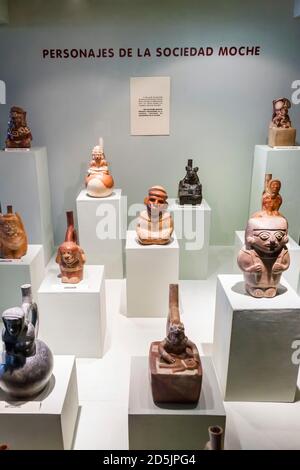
<box><xmin>257</xmin><ymin>177</ymin><xmax>283</xmax><ymax>217</ymax></box>
<box><xmin>271</xmin><ymin>98</ymin><xmax>292</xmax><ymax>129</ymax></box>
<box><xmin>268</xmin><ymin>97</ymin><xmax>296</xmax><ymax>146</ymax></box>
<box><xmin>237</xmin><ymin>215</ymin><xmax>290</xmax><ymax>298</ymax></box>
<box><xmin>136</xmin><ymin>186</ymin><xmax>174</xmax><ymax>245</ymax></box>
<box><xmin>56</xmin><ymin>211</ymin><xmax>86</xmax><ymax>284</ymax></box>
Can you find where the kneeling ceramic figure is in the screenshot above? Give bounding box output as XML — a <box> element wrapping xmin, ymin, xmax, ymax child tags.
<box><xmin>136</xmin><ymin>186</ymin><xmax>174</xmax><ymax>245</ymax></box>
<box><xmin>56</xmin><ymin>211</ymin><xmax>86</xmax><ymax>284</ymax></box>
<box><xmin>237</xmin><ymin>214</ymin><xmax>290</xmax><ymax>298</ymax></box>
<box><xmin>149</xmin><ymin>284</ymin><xmax>202</xmax><ymax>404</ymax></box>
<box><xmin>0</xmin><ymin>205</ymin><xmax>28</xmax><ymax>259</ymax></box>
<box><xmin>0</xmin><ymin>285</ymin><xmax>53</xmax><ymax>399</ymax></box>
<box><xmin>85</xmin><ymin>138</ymin><xmax>114</xmax><ymax>198</ymax></box>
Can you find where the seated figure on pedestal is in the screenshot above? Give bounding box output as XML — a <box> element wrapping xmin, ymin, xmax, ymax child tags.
<box><xmin>0</xmin><ymin>204</ymin><xmax>28</xmax><ymax>259</ymax></box>
<box><xmin>136</xmin><ymin>186</ymin><xmax>174</xmax><ymax>245</ymax></box>
<box><xmin>237</xmin><ymin>216</ymin><xmax>290</xmax><ymax>298</ymax></box>
<box><xmin>254</xmin><ymin>174</ymin><xmax>283</xmax><ymax>217</ymax></box>
<box><xmin>268</xmin><ymin>98</ymin><xmax>296</xmax><ymax>147</ymax></box>
<box><xmin>178</xmin><ymin>159</ymin><xmax>202</xmax><ymax>205</ymax></box>
<box><xmin>5</xmin><ymin>106</ymin><xmax>32</xmax><ymax>149</ymax></box>
<box><xmin>149</xmin><ymin>284</ymin><xmax>202</xmax><ymax>404</ymax></box>
<box><xmin>56</xmin><ymin>211</ymin><xmax>86</xmax><ymax>284</ymax></box>
<box><xmin>85</xmin><ymin>138</ymin><xmax>114</xmax><ymax>198</ymax></box>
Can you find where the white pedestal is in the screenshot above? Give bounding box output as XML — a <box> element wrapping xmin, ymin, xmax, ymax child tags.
<box><xmin>0</xmin><ymin>245</ymin><xmax>45</xmax><ymax>313</ymax></box>
<box><xmin>0</xmin><ymin>147</ymin><xmax>54</xmax><ymax>264</ymax></box>
<box><xmin>169</xmin><ymin>199</ymin><xmax>211</xmax><ymax>280</ymax></box>
<box><xmin>128</xmin><ymin>356</ymin><xmax>226</xmax><ymax>450</ymax></box>
<box><xmin>0</xmin><ymin>355</ymin><xmax>79</xmax><ymax>450</ymax></box>
<box><xmin>249</xmin><ymin>145</ymin><xmax>300</xmax><ymax>242</ymax></box>
<box><xmin>38</xmin><ymin>262</ymin><xmax>106</xmax><ymax>358</ymax></box>
<box><xmin>126</xmin><ymin>231</ymin><xmax>179</xmax><ymax>317</ymax></box>
<box><xmin>212</xmin><ymin>274</ymin><xmax>300</xmax><ymax>402</ymax></box>
<box><xmin>234</xmin><ymin>230</ymin><xmax>300</xmax><ymax>293</ymax></box>
<box><xmin>76</xmin><ymin>189</ymin><xmax>125</xmax><ymax>279</ymax></box>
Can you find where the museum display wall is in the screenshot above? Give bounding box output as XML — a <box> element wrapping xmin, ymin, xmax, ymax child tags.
<box><xmin>0</xmin><ymin>0</ymin><xmax>300</xmax><ymax>452</ymax></box>
<box><xmin>0</xmin><ymin>0</ymin><xmax>300</xmax><ymax>245</ymax></box>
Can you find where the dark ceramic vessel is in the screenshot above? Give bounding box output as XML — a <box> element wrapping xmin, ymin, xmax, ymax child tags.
<box><xmin>0</xmin><ymin>285</ymin><xmax>53</xmax><ymax>399</ymax></box>
<box><xmin>178</xmin><ymin>159</ymin><xmax>202</xmax><ymax>205</ymax></box>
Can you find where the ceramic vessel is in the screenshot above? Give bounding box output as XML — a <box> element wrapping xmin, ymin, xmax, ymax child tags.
<box><xmin>149</xmin><ymin>284</ymin><xmax>202</xmax><ymax>404</ymax></box>
<box><xmin>0</xmin><ymin>205</ymin><xmax>28</xmax><ymax>259</ymax></box>
<box><xmin>136</xmin><ymin>186</ymin><xmax>174</xmax><ymax>245</ymax></box>
<box><xmin>56</xmin><ymin>211</ymin><xmax>86</xmax><ymax>284</ymax></box>
<box><xmin>237</xmin><ymin>209</ymin><xmax>290</xmax><ymax>298</ymax></box>
<box><xmin>178</xmin><ymin>159</ymin><xmax>202</xmax><ymax>205</ymax></box>
<box><xmin>0</xmin><ymin>285</ymin><xmax>53</xmax><ymax>399</ymax></box>
<box><xmin>5</xmin><ymin>106</ymin><xmax>32</xmax><ymax>149</ymax></box>
<box><xmin>204</xmin><ymin>426</ymin><xmax>224</xmax><ymax>450</ymax></box>
<box><xmin>85</xmin><ymin>138</ymin><xmax>114</xmax><ymax>198</ymax></box>
<box><xmin>268</xmin><ymin>98</ymin><xmax>296</xmax><ymax>147</ymax></box>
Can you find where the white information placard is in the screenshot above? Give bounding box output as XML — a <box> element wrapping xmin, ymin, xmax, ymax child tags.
<box><xmin>130</xmin><ymin>76</ymin><xmax>170</xmax><ymax>135</ymax></box>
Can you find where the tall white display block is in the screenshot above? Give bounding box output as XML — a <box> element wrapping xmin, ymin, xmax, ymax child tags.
<box><xmin>0</xmin><ymin>356</ymin><xmax>79</xmax><ymax>450</ymax></box>
<box><xmin>128</xmin><ymin>356</ymin><xmax>226</xmax><ymax>450</ymax></box>
<box><xmin>76</xmin><ymin>189</ymin><xmax>125</xmax><ymax>279</ymax></box>
<box><xmin>0</xmin><ymin>245</ymin><xmax>45</xmax><ymax>313</ymax></box>
<box><xmin>249</xmin><ymin>145</ymin><xmax>300</xmax><ymax>242</ymax></box>
<box><xmin>169</xmin><ymin>199</ymin><xmax>211</xmax><ymax>280</ymax></box>
<box><xmin>0</xmin><ymin>147</ymin><xmax>54</xmax><ymax>264</ymax></box>
<box><xmin>234</xmin><ymin>230</ymin><xmax>300</xmax><ymax>293</ymax></box>
<box><xmin>38</xmin><ymin>262</ymin><xmax>106</xmax><ymax>358</ymax></box>
<box><xmin>126</xmin><ymin>231</ymin><xmax>179</xmax><ymax>317</ymax></box>
<box><xmin>213</xmin><ymin>275</ymin><xmax>300</xmax><ymax>402</ymax></box>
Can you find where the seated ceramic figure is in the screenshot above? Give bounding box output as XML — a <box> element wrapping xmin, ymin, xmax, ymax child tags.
<box><xmin>253</xmin><ymin>175</ymin><xmax>283</xmax><ymax>217</ymax></box>
<box><xmin>56</xmin><ymin>211</ymin><xmax>86</xmax><ymax>284</ymax></box>
<box><xmin>237</xmin><ymin>214</ymin><xmax>290</xmax><ymax>298</ymax></box>
<box><xmin>85</xmin><ymin>138</ymin><xmax>114</xmax><ymax>198</ymax></box>
<box><xmin>136</xmin><ymin>186</ymin><xmax>174</xmax><ymax>245</ymax></box>
<box><xmin>149</xmin><ymin>284</ymin><xmax>202</xmax><ymax>404</ymax></box>
<box><xmin>178</xmin><ymin>159</ymin><xmax>202</xmax><ymax>205</ymax></box>
<box><xmin>5</xmin><ymin>106</ymin><xmax>32</xmax><ymax>149</ymax></box>
<box><xmin>268</xmin><ymin>98</ymin><xmax>296</xmax><ymax>147</ymax></box>
<box><xmin>0</xmin><ymin>205</ymin><xmax>28</xmax><ymax>259</ymax></box>
<box><xmin>0</xmin><ymin>285</ymin><xmax>53</xmax><ymax>399</ymax></box>
<box><xmin>271</xmin><ymin>98</ymin><xmax>292</xmax><ymax>129</ymax></box>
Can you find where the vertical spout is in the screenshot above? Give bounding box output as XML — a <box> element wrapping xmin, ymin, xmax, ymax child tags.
<box><xmin>208</xmin><ymin>426</ymin><xmax>223</xmax><ymax>450</ymax></box>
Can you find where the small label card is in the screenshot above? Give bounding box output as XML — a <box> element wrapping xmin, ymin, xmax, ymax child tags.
<box><xmin>0</xmin><ymin>401</ymin><xmax>42</xmax><ymax>413</ymax></box>
<box><xmin>4</xmin><ymin>148</ymin><xmax>30</xmax><ymax>152</ymax></box>
<box><xmin>130</xmin><ymin>76</ymin><xmax>170</xmax><ymax>135</ymax></box>
<box><xmin>273</xmin><ymin>146</ymin><xmax>300</xmax><ymax>150</ymax></box>
<box><xmin>54</xmin><ymin>280</ymin><xmax>89</xmax><ymax>292</ymax></box>
<box><xmin>0</xmin><ymin>259</ymin><xmax>22</xmax><ymax>264</ymax></box>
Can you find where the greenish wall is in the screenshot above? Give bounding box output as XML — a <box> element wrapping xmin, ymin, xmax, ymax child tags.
<box><xmin>0</xmin><ymin>0</ymin><xmax>299</xmax><ymax>245</ymax></box>
<box><xmin>0</xmin><ymin>0</ymin><xmax>8</xmax><ymax>24</ymax></box>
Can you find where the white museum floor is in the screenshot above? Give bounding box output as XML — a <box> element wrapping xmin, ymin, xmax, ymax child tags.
<box><xmin>73</xmin><ymin>246</ymin><xmax>300</xmax><ymax>450</ymax></box>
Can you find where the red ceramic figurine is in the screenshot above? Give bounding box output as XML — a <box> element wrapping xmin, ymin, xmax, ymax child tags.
<box><xmin>56</xmin><ymin>211</ymin><xmax>86</xmax><ymax>284</ymax></box>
